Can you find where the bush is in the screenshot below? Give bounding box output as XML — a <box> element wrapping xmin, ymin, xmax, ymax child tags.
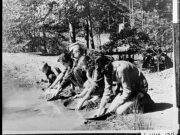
<box><xmin>3</xmin><ymin>42</ymin><xmax>26</xmax><ymax>53</ymax></box>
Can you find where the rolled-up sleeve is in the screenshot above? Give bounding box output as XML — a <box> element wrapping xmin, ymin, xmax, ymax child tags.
<box><xmin>60</xmin><ymin>72</ymin><xmax>72</xmax><ymax>90</ymax></box>
<box><xmin>100</xmin><ymin>71</ymin><xmax>113</xmax><ymax>107</ymax></box>
<box><xmin>87</xmin><ymin>68</ymin><xmax>102</xmax><ymax>93</ymax></box>
<box><xmin>117</xmin><ymin>68</ymin><xmax>132</xmax><ymax>104</ymax></box>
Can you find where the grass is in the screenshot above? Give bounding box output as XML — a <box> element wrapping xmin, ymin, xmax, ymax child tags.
<box><xmin>105</xmin><ymin>98</ymin><xmax>154</xmax><ymax>130</ymax></box>
<box><xmin>115</xmin><ymin>113</ymin><xmax>154</xmax><ymax>130</ymax></box>
<box><xmin>131</xmin><ymin>113</ymin><xmax>153</xmax><ymax>130</ymax></box>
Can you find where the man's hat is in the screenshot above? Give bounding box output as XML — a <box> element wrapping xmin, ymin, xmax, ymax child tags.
<box><xmin>68</xmin><ymin>41</ymin><xmax>85</xmax><ymax>52</ymax></box>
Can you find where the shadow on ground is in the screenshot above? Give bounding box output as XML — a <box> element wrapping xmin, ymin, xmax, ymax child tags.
<box><xmin>37</xmin><ymin>53</ymin><xmax>60</xmax><ymax>56</ymax></box>
<box><xmin>153</xmin><ymin>103</ymin><xmax>173</xmax><ymax>111</ymax></box>
<box><xmin>144</xmin><ymin>103</ymin><xmax>173</xmax><ymax>113</ymax></box>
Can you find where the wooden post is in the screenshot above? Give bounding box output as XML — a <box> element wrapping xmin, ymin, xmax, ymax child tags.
<box><xmin>173</xmin><ymin>0</ymin><xmax>180</xmax><ymax>133</ymax></box>
<box><xmin>173</xmin><ymin>22</ymin><xmax>180</xmax><ymax>135</ymax></box>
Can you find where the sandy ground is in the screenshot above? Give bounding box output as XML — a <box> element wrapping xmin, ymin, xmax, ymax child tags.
<box><xmin>2</xmin><ymin>52</ymin><xmax>178</xmax><ymax>133</ymax></box>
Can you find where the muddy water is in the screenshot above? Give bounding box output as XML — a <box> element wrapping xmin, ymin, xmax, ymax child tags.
<box><xmin>2</xmin><ymin>70</ymin><xmax>84</xmax><ymax>132</ymax></box>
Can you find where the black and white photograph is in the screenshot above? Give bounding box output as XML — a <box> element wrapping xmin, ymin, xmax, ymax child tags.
<box><xmin>2</xmin><ymin>0</ymin><xmax>179</xmax><ymax>134</ymax></box>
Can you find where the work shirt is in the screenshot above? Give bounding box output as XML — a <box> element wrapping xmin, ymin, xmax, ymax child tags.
<box><xmin>59</xmin><ymin>56</ymin><xmax>87</xmax><ymax>90</ymax></box>
<box><xmin>99</xmin><ymin>60</ymin><xmax>148</xmax><ymax>108</ymax></box>
<box><xmin>83</xmin><ymin>68</ymin><xmax>105</xmax><ymax>97</ymax></box>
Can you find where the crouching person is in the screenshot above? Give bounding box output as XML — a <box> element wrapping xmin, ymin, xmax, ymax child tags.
<box><xmin>93</xmin><ymin>56</ymin><xmax>154</xmax><ymax>117</ymax></box>
<box><xmin>48</xmin><ymin>58</ymin><xmax>88</xmax><ymax>100</ymax></box>
<box><xmin>48</xmin><ymin>52</ymin><xmax>74</xmax><ymax>89</ymax></box>
<box><xmin>41</xmin><ymin>62</ymin><xmax>61</xmax><ymax>87</ymax></box>
<box><xmin>73</xmin><ymin>56</ymin><xmax>105</xmax><ymax>110</ymax></box>
<box><xmin>44</xmin><ymin>51</ymin><xmax>77</xmax><ymax>99</ymax></box>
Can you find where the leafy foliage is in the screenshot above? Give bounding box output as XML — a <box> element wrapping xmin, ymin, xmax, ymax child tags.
<box><xmin>3</xmin><ymin>0</ymin><xmax>173</xmax><ymax>64</ymax></box>
<box><xmin>102</xmin><ymin>23</ymin><xmax>149</xmax><ymax>53</ymax></box>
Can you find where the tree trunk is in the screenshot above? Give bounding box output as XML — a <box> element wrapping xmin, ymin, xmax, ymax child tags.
<box><xmin>33</xmin><ymin>30</ymin><xmax>38</xmax><ymax>52</ymax></box>
<box><xmin>43</xmin><ymin>30</ymin><xmax>47</xmax><ymax>54</ymax></box>
<box><xmin>108</xmin><ymin>10</ymin><xmax>110</xmax><ymax>30</ymax></box>
<box><xmin>69</xmin><ymin>22</ymin><xmax>76</xmax><ymax>43</ymax></box>
<box><xmin>87</xmin><ymin>0</ymin><xmax>94</xmax><ymax>49</ymax></box>
<box><xmin>28</xmin><ymin>32</ymin><xmax>36</xmax><ymax>52</ymax></box>
<box><xmin>88</xmin><ymin>19</ymin><xmax>95</xmax><ymax>49</ymax></box>
<box><xmin>85</xmin><ymin>20</ymin><xmax>89</xmax><ymax>49</ymax></box>
<box><xmin>73</xmin><ymin>25</ymin><xmax>76</xmax><ymax>43</ymax></box>
<box><xmin>97</xmin><ymin>29</ymin><xmax>101</xmax><ymax>50</ymax></box>
<box><xmin>157</xmin><ymin>54</ymin><xmax>160</xmax><ymax>72</ymax></box>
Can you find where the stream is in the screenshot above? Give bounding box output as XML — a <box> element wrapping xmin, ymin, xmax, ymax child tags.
<box><xmin>2</xmin><ymin>69</ymin><xmax>85</xmax><ymax>132</ymax></box>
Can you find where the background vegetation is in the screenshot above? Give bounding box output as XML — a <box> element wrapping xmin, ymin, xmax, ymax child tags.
<box><xmin>3</xmin><ymin>0</ymin><xmax>173</xmax><ymax>71</ymax></box>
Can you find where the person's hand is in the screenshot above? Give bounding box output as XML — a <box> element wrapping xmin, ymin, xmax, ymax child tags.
<box><xmin>92</xmin><ymin>108</ymin><xmax>106</xmax><ymax>118</ymax></box>
<box><xmin>75</xmin><ymin>102</ymin><xmax>82</xmax><ymax>110</ymax></box>
<box><xmin>92</xmin><ymin>111</ymin><xmax>100</xmax><ymax>118</ymax></box>
<box><xmin>47</xmin><ymin>92</ymin><xmax>61</xmax><ymax>101</ymax></box>
<box><xmin>47</xmin><ymin>87</ymin><xmax>56</xmax><ymax>91</ymax></box>
<box><xmin>45</xmin><ymin>88</ymin><xmax>51</xmax><ymax>92</ymax></box>
<box><xmin>73</xmin><ymin>94</ymin><xmax>80</xmax><ymax>99</ymax></box>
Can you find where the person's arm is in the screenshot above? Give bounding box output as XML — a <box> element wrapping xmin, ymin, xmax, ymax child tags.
<box><xmin>42</xmin><ymin>75</ymin><xmax>49</xmax><ymax>82</ymax></box>
<box><xmin>75</xmin><ymin>86</ymin><xmax>94</xmax><ymax>110</ymax></box>
<box><xmin>74</xmin><ymin>72</ymin><xmax>93</xmax><ymax>99</ymax></box>
<box><xmin>96</xmin><ymin>74</ymin><xmax>112</xmax><ymax>116</ymax></box>
<box><xmin>106</xmin><ymin>70</ymin><xmax>132</xmax><ymax>113</ymax></box>
<box><xmin>74</xmin><ymin>87</ymin><xmax>88</xmax><ymax>99</ymax></box>
<box><xmin>75</xmin><ymin>69</ymin><xmax>99</xmax><ymax>110</ymax></box>
<box><xmin>48</xmin><ymin>68</ymin><xmax>67</xmax><ymax>89</ymax></box>
<box><xmin>72</xmin><ymin>58</ymin><xmax>78</xmax><ymax>69</ymax></box>
<box><xmin>56</xmin><ymin>70</ymin><xmax>74</xmax><ymax>93</ymax></box>
<box><xmin>63</xmin><ymin>66</ymin><xmax>71</xmax><ymax>78</ymax></box>
<box><xmin>94</xmin><ymin>67</ymin><xmax>113</xmax><ymax>116</ymax></box>
<box><xmin>53</xmin><ymin>75</ymin><xmax>72</xmax><ymax>97</ymax></box>
<box><xmin>51</xmin><ymin>67</ymin><xmax>60</xmax><ymax>76</ymax></box>
<box><xmin>87</xmin><ymin>70</ymin><xmax>97</xmax><ymax>86</ymax></box>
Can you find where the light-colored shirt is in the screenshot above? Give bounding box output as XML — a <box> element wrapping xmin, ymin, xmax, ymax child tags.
<box><xmin>101</xmin><ymin>60</ymin><xmax>148</xmax><ymax>107</ymax></box>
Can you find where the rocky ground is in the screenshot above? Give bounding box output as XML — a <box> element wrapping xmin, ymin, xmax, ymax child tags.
<box><xmin>2</xmin><ymin>52</ymin><xmax>178</xmax><ymax>132</ymax></box>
